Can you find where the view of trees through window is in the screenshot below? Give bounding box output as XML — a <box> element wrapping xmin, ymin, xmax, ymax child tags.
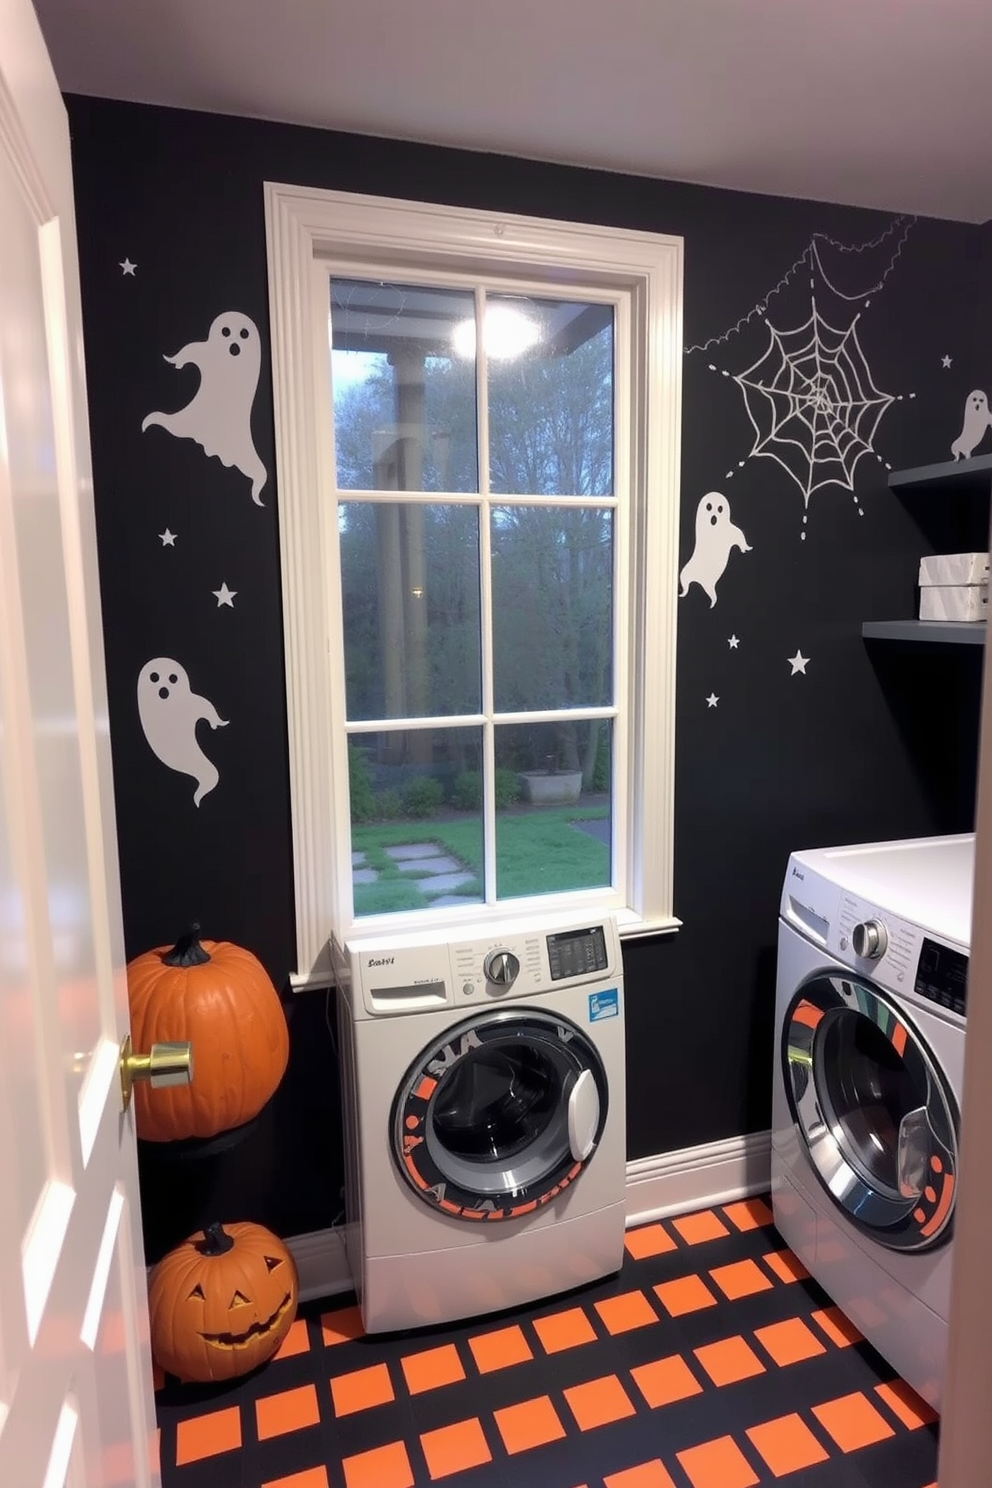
<box><xmin>330</xmin><ymin>278</ymin><xmax>617</xmax><ymax>916</ymax></box>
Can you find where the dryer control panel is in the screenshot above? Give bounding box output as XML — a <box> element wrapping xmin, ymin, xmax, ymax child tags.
<box><xmin>780</xmin><ymin>852</ymin><xmax>969</xmax><ymax>1022</ymax></box>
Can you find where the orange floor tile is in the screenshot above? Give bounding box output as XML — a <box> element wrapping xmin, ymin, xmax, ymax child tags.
<box><xmin>762</xmin><ymin>1247</ymin><xmax>811</xmax><ymax>1283</ymax></box>
<box><xmin>532</xmin><ymin>1305</ymin><xmax>598</xmax><ymax>1354</ymax></box>
<box><xmin>653</xmin><ymin>1274</ymin><xmax>718</xmax><ymax>1317</ymax></box>
<box><xmin>623</xmin><ymin>1224</ymin><xmax>677</xmax><ymax>1260</ymax></box>
<box><xmin>563</xmin><ymin>1374</ymin><xmax>637</xmax><ymax>1432</ymax></box>
<box><xmin>400</xmin><ymin>1343</ymin><xmax>466</xmax><ymax>1395</ymax></box>
<box><xmin>594</xmin><ymin>1290</ymin><xmax>659</xmax><ymax>1335</ymax></box>
<box><xmin>754</xmin><ymin>1316</ymin><xmax>827</xmax><ymax>1367</ymax></box>
<box><xmin>174</xmin><ymin>1405</ymin><xmax>241</xmax><ymax>1466</ymax></box>
<box><xmin>419</xmin><ymin>1416</ymin><xmax>492</xmax><ymax>1479</ymax></box>
<box><xmin>604</xmin><ymin>1461</ymin><xmax>678</xmax><ymax>1488</ymax></box>
<box><xmin>340</xmin><ymin>1440</ymin><xmax>414</xmax><ymax>1488</ymax></box>
<box><xmin>708</xmin><ymin>1257</ymin><xmax>774</xmax><ymax>1300</ymax></box>
<box><xmin>746</xmin><ymin>1413</ymin><xmax>830</xmax><ymax>1476</ymax></box>
<box><xmin>677</xmin><ymin>1433</ymin><xmax>760</xmax><ymax>1488</ymax></box>
<box><xmin>810</xmin><ymin>1304</ymin><xmax>865</xmax><ymax>1348</ymax></box>
<box><xmin>812</xmin><ymin>1391</ymin><xmax>898</xmax><ymax>1452</ymax></box>
<box><xmin>670</xmin><ymin>1210</ymin><xmax>730</xmax><ymax>1246</ymax></box>
<box><xmin>467</xmin><ymin>1323</ymin><xmax>533</xmax><ymax>1373</ymax></box>
<box><xmin>693</xmin><ymin>1334</ymin><xmax>766</xmax><ymax>1387</ymax></box>
<box><xmin>629</xmin><ymin>1352</ymin><xmax>703</xmax><ymax>1409</ymax></box>
<box><xmin>330</xmin><ymin>1361</ymin><xmax>394</xmax><ymax>1417</ymax></box>
<box><xmin>255</xmin><ymin>1384</ymin><xmax>321</xmax><ymax>1441</ymax></box>
<box><xmin>492</xmin><ymin>1394</ymin><xmax>567</xmax><ymax>1454</ymax></box>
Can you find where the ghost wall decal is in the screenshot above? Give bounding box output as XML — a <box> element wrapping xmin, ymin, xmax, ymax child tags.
<box><xmin>679</xmin><ymin>492</ymin><xmax>752</xmax><ymax>608</ymax></box>
<box><xmin>142</xmin><ymin>311</ymin><xmax>267</xmax><ymax>503</ymax></box>
<box><xmin>137</xmin><ymin>658</ymin><xmax>228</xmax><ymax>806</ymax></box>
<box><xmin>951</xmin><ymin>389</ymin><xmax>992</xmax><ymax>461</ymax></box>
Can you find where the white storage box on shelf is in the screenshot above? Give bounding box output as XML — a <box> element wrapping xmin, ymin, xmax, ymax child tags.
<box><xmin>918</xmin><ymin>551</ymin><xmax>989</xmax><ymax>623</ymax></box>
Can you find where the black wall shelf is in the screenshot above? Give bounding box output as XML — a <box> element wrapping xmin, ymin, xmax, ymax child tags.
<box><xmin>862</xmin><ymin>619</ymin><xmax>986</xmax><ymax>646</ymax></box>
<box><xmin>887</xmin><ymin>453</ymin><xmax>992</xmax><ymax>499</ymax></box>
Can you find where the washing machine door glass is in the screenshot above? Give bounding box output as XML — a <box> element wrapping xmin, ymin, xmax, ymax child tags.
<box><xmin>783</xmin><ymin>973</ymin><xmax>958</xmax><ymax>1252</ymax></box>
<box><xmin>391</xmin><ymin>1007</ymin><xmax>609</xmax><ymax>1222</ymax></box>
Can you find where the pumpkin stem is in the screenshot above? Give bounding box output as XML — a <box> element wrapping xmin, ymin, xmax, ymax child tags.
<box><xmin>162</xmin><ymin>923</ymin><xmax>211</xmax><ymax>968</ymax></box>
<box><xmin>198</xmin><ymin>1222</ymin><xmax>235</xmax><ymax>1256</ymax></box>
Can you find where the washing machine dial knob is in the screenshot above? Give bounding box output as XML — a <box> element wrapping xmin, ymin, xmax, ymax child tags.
<box><xmin>484</xmin><ymin>949</ymin><xmax>520</xmax><ymax>988</ymax></box>
<box><xmin>852</xmin><ymin>919</ymin><xmax>888</xmax><ymax>960</ymax></box>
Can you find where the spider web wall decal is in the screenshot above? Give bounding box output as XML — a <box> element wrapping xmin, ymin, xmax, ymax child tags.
<box><xmin>733</xmin><ymin>299</ymin><xmax>894</xmax><ymax>508</ymax></box>
<box><xmin>688</xmin><ymin>217</ymin><xmax>917</xmax><ymax>539</ymax></box>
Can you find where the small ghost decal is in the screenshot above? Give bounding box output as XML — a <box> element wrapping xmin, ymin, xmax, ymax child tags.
<box><xmin>679</xmin><ymin>492</ymin><xmax>752</xmax><ymax>608</ymax></box>
<box><xmin>142</xmin><ymin>311</ymin><xmax>267</xmax><ymax>503</ymax></box>
<box><xmin>951</xmin><ymin>389</ymin><xmax>992</xmax><ymax>461</ymax></box>
<box><xmin>137</xmin><ymin>658</ymin><xmax>228</xmax><ymax>806</ymax></box>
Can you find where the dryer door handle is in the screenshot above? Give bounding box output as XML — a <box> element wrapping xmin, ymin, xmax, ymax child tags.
<box><xmin>897</xmin><ymin>1105</ymin><xmax>930</xmax><ymax>1199</ymax></box>
<box><xmin>567</xmin><ymin>1069</ymin><xmax>600</xmax><ymax>1162</ymax></box>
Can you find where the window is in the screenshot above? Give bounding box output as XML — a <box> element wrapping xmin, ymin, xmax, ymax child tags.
<box><xmin>265</xmin><ymin>186</ymin><xmax>683</xmax><ymax>985</ymax></box>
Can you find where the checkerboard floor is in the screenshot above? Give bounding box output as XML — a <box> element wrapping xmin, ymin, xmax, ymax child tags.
<box><xmin>155</xmin><ymin>1197</ymin><xmax>939</xmax><ymax>1488</ymax></box>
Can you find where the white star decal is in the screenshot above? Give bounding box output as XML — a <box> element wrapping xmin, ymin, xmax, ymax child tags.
<box><xmin>788</xmin><ymin>650</ymin><xmax>809</xmax><ymax>675</ymax></box>
<box><xmin>212</xmin><ymin>582</ymin><xmax>237</xmax><ymax>608</ymax></box>
<box><xmin>941</xmin><ymin>354</ymin><xmax>952</xmax><ymax>369</ymax></box>
<box><xmin>158</xmin><ymin>528</ymin><xmax>177</xmax><ymax>546</ymax></box>
<box><xmin>119</xmin><ymin>258</ymin><xmax>137</xmax><ymax>276</ymax></box>
<box><xmin>706</xmin><ymin>693</ymin><xmax>719</xmax><ymax>708</ymax></box>
<box><xmin>728</xmin><ymin>635</ymin><xmax>740</xmax><ymax>649</ymax></box>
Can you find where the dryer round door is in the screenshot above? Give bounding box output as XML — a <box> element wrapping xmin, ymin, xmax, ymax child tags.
<box><xmin>783</xmin><ymin>972</ymin><xmax>959</xmax><ymax>1252</ymax></box>
<box><xmin>391</xmin><ymin>1006</ymin><xmax>609</xmax><ymax>1222</ymax></box>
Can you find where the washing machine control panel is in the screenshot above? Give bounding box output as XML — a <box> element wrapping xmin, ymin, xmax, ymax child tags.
<box><xmin>344</xmin><ymin>913</ymin><xmax>621</xmax><ymax>1015</ymax></box>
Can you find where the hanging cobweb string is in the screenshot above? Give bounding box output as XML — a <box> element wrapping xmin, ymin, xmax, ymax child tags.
<box><xmin>684</xmin><ymin>215</ymin><xmax>915</xmax><ymax>356</ymax></box>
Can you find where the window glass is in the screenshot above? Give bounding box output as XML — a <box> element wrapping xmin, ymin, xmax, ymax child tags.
<box><xmin>348</xmin><ymin>726</ymin><xmax>484</xmax><ymax>919</ymax></box>
<box><xmin>487</xmin><ymin>298</ymin><xmax>613</xmax><ymax>496</ymax></box>
<box><xmin>340</xmin><ymin>502</ymin><xmax>481</xmax><ymax>721</ymax></box>
<box><xmin>494</xmin><ymin>721</ymin><xmax>612</xmax><ymax>900</ymax></box>
<box><xmin>491</xmin><ymin>505</ymin><xmax>613</xmax><ymax>713</ymax></box>
<box><xmin>330</xmin><ymin>278</ymin><xmax>479</xmax><ymax>492</ymax></box>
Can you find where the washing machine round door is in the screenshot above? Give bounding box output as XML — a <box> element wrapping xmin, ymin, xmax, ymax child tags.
<box><xmin>783</xmin><ymin>973</ymin><xmax>959</xmax><ymax>1252</ymax></box>
<box><xmin>391</xmin><ymin>1007</ymin><xmax>609</xmax><ymax>1222</ymax></box>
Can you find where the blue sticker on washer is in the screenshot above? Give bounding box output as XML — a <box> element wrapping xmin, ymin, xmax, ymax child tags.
<box><xmin>588</xmin><ymin>988</ymin><xmax>619</xmax><ymax>1021</ymax></box>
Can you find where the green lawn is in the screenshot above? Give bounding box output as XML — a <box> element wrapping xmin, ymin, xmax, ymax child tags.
<box><xmin>352</xmin><ymin>806</ymin><xmax>609</xmax><ymax>916</ymax></box>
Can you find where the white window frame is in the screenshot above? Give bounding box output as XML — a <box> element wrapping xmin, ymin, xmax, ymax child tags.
<box><xmin>264</xmin><ymin>184</ymin><xmax>683</xmax><ymax>987</ymax></box>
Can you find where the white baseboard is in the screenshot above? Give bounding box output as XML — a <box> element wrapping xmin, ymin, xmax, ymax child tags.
<box><xmin>624</xmin><ymin>1129</ymin><xmax>771</xmax><ymax>1228</ymax></box>
<box><xmin>287</xmin><ymin>1129</ymin><xmax>773</xmax><ymax>1304</ymax></box>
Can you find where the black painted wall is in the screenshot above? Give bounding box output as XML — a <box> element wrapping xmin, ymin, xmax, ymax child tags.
<box><xmin>64</xmin><ymin>97</ymin><xmax>988</xmax><ymax>1260</ymax></box>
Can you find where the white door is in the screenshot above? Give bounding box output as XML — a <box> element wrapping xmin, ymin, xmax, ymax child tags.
<box><xmin>0</xmin><ymin>1</ymin><xmax>161</xmax><ymax>1485</ymax></box>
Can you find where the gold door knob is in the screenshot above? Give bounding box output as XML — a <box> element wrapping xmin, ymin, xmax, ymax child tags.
<box><xmin>119</xmin><ymin>1033</ymin><xmax>194</xmax><ymax>1112</ymax></box>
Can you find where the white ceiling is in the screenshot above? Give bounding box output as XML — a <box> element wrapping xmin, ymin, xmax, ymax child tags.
<box><xmin>32</xmin><ymin>0</ymin><xmax>992</xmax><ymax>223</ymax></box>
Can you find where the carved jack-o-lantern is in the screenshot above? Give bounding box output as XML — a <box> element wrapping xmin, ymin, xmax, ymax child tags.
<box><xmin>149</xmin><ymin>1221</ymin><xmax>299</xmax><ymax>1382</ymax></box>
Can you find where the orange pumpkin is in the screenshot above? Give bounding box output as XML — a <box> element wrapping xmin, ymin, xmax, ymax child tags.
<box><xmin>127</xmin><ymin>925</ymin><xmax>289</xmax><ymax>1141</ymax></box>
<box><xmin>149</xmin><ymin>1221</ymin><xmax>298</xmax><ymax>1382</ymax></box>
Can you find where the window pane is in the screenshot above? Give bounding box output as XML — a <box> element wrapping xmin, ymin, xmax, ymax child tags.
<box><xmin>349</xmin><ymin>728</ymin><xmax>484</xmax><ymax>918</ymax></box>
<box><xmin>487</xmin><ymin>297</ymin><xmax>613</xmax><ymax>496</ymax></box>
<box><xmin>491</xmin><ymin>506</ymin><xmax>613</xmax><ymax>713</ymax></box>
<box><xmin>340</xmin><ymin>502</ymin><xmax>481</xmax><ymax>720</ymax></box>
<box><xmin>330</xmin><ymin>279</ymin><xmax>479</xmax><ymax>491</ymax></box>
<box><xmin>495</xmin><ymin>721</ymin><xmax>612</xmax><ymax>900</ymax></box>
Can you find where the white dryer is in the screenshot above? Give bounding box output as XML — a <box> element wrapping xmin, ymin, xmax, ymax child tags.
<box><xmin>772</xmin><ymin>833</ymin><xmax>973</xmax><ymax>1410</ymax></box>
<box><xmin>332</xmin><ymin>911</ymin><xmax>626</xmax><ymax>1333</ymax></box>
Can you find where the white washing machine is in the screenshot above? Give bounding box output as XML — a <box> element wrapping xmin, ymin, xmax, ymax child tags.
<box><xmin>331</xmin><ymin>910</ymin><xmax>626</xmax><ymax>1333</ymax></box>
<box><xmin>773</xmin><ymin>833</ymin><xmax>973</xmax><ymax>1410</ymax></box>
